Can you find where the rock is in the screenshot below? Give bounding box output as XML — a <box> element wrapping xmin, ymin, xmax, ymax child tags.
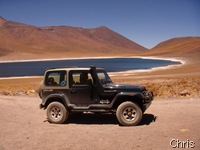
<box><xmin>27</xmin><ymin>89</ymin><xmax>36</xmax><ymax>95</ymax></box>
<box><xmin>2</xmin><ymin>90</ymin><xmax>13</xmax><ymax>96</ymax></box>
<box><xmin>16</xmin><ymin>90</ymin><xmax>26</xmax><ymax>96</ymax></box>
<box><xmin>180</xmin><ymin>89</ymin><xmax>190</xmax><ymax>96</ymax></box>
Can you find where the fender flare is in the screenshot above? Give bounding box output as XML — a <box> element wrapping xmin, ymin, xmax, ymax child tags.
<box><xmin>43</xmin><ymin>93</ymin><xmax>70</xmax><ymax>108</ymax></box>
<box><xmin>110</xmin><ymin>92</ymin><xmax>144</xmax><ymax>108</ymax></box>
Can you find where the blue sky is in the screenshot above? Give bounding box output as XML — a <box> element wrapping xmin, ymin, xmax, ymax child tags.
<box><xmin>0</xmin><ymin>0</ymin><xmax>199</xmax><ymax>48</ymax></box>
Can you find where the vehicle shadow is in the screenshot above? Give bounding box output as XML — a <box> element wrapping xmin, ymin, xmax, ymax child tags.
<box><xmin>66</xmin><ymin>113</ymin><xmax>118</xmax><ymax>125</ymax></box>
<box><xmin>65</xmin><ymin>113</ymin><xmax>156</xmax><ymax>126</ymax></box>
<box><xmin>138</xmin><ymin>114</ymin><xmax>157</xmax><ymax>126</ymax></box>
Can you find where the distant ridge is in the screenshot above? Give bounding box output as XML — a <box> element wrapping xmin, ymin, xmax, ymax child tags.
<box><xmin>0</xmin><ymin>17</ymin><xmax>146</xmax><ymax>60</ymax></box>
<box><xmin>145</xmin><ymin>36</ymin><xmax>200</xmax><ymax>57</ymax></box>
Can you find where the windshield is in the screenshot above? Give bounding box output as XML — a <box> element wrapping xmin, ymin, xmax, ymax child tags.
<box><xmin>97</xmin><ymin>70</ymin><xmax>112</xmax><ymax>84</ymax></box>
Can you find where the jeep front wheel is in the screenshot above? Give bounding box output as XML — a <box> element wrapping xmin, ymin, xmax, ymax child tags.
<box><xmin>116</xmin><ymin>101</ymin><xmax>142</xmax><ymax>126</ymax></box>
<box><xmin>46</xmin><ymin>102</ymin><xmax>69</xmax><ymax>124</ymax></box>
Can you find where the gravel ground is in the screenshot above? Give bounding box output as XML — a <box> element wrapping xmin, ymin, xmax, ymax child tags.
<box><xmin>0</xmin><ymin>95</ymin><xmax>199</xmax><ymax>150</ymax></box>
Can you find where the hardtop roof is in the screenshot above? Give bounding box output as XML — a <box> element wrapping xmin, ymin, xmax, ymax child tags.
<box><xmin>46</xmin><ymin>67</ymin><xmax>103</xmax><ymax>72</ymax></box>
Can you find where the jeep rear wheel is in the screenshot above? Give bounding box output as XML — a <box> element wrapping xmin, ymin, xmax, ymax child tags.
<box><xmin>46</xmin><ymin>102</ymin><xmax>69</xmax><ymax>124</ymax></box>
<box><xmin>116</xmin><ymin>101</ymin><xmax>142</xmax><ymax>126</ymax></box>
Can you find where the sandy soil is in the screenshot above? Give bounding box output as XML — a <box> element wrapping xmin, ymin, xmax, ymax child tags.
<box><xmin>0</xmin><ymin>95</ymin><xmax>199</xmax><ymax>150</ymax></box>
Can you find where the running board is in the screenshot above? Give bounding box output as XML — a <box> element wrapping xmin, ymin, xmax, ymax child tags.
<box><xmin>71</xmin><ymin>109</ymin><xmax>112</xmax><ymax>113</ymax></box>
<box><xmin>68</xmin><ymin>103</ymin><xmax>112</xmax><ymax>110</ymax></box>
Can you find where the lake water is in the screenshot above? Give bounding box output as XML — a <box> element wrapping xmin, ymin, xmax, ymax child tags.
<box><xmin>0</xmin><ymin>57</ymin><xmax>181</xmax><ymax>77</ymax></box>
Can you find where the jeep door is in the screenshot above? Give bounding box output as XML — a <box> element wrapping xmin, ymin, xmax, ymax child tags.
<box><xmin>69</xmin><ymin>70</ymin><xmax>94</xmax><ymax>105</ymax></box>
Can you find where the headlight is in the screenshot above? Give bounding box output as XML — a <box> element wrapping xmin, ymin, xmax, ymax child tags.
<box><xmin>142</xmin><ymin>90</ymin><xmax>153</xmax><ymax>102</ymax></box>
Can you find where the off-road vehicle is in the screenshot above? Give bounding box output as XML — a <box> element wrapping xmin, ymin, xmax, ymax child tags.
<box><xmin>39</xmin><ymin>66</ymin><xmax>153</xmax><ymax>126</ymax></box>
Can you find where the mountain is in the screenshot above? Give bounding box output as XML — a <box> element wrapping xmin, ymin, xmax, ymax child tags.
<box><xmin>0</xmin><ymin>17</ymin><xmax>147</xmax><ymax>60</ymax></box>
<box><xmin>0</xmin><ymin>17</ymin><xmax>6</xmax><ymax>24</ymax></box>
<box><xmin>145</xmin><ymin>37</ymin><xmax>200</xmax><ymax>57</ymax></box>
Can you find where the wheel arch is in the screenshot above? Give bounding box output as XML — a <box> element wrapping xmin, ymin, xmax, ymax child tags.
<box><xmin>43</xmin><ymin>94</ymin><xmax>69</xmax><ymax>109</ymax></box>
<box><xmin>112</xmin><ymin>94</ymin><xmax>143</xmax><ymax>111</ymax></box>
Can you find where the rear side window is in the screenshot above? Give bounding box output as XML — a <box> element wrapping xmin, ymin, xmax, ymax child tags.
<box><xmin>45</xmin><ymin>71</ymin><xmax>67</xmax><ymax>86</ymax></box>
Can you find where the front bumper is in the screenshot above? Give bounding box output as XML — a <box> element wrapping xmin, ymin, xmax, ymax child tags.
<box><xmin>143</xmin><ymin>101</ymin><xmax>152</xmax><ymax>112</ymax></box>
<box><xmin>142</xmin><ymin>91</ymin><xmax>154</xmax><ymax>112</ymax></box>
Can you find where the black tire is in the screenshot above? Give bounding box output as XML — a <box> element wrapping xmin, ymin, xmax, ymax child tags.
<box><xmin>46</xmin><ymin>102</ymin><xmax>69</xmax><ymax>124</ymax></box>
<box><xmin>116</xmin><ymin>101</ymin><xmax>142</xmax><ymax>126</ymax></box>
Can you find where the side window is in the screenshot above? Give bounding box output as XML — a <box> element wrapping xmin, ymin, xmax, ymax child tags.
<box><xmin>45</xmin><ymin>71</ymin><xmax>67</xmax><ymax>86</ymax></box>
<box><xmin>97</xmin><ymin>72</ymin><xmax>106</xmax><ymax>80</ymax></box>
<box><xmin>97</xmin><ymin>71</ymin><xmax>112</xmax><ymax>84</ymax></box>
<box><xmin>70</xmin><ymin>71</ymin><xmax>93</xmax><ymax>86</ymax></box>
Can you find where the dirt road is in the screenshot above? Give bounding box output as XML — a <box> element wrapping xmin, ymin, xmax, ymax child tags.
<box><xmin>0</xmin><ymin>95</ymin><xmax>199</xmax><ymax>150</ymax></box>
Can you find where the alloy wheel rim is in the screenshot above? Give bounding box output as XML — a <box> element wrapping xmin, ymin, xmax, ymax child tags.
<box><xmin>50</xmin><ymin>107</ymin><xmax>62</xmax><ymax>119</ymax></box>
<box><xmin>123</xmin><ymin>107</ymin><xmax>136</xmax><ymax>121</ymax></box>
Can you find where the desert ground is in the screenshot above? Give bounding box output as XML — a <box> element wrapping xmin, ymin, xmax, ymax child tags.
<box><xmin>0</xmin><ymin>54</ymin><xmax>199</xmax><ymax>150</ymax></box>
<box><xmin>0</xmin><ymin>95</ymin><xmax>199</xmax><ymax>150</ymax></box>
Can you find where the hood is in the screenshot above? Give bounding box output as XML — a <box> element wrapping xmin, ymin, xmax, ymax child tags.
<box><xmin>104</xmin><ymin>83</ymin><xmax>145</xmax><ymax>92</ymax></box>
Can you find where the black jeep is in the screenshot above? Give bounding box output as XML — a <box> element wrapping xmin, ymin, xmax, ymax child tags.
<box><xmin>39</xmin><ymin>66</ymin><xmax>153</xmax><ymax>126</ymax></box>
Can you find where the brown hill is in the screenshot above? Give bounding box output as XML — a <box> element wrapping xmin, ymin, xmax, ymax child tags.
<box><xmin>0</xmin><ymin>17</ymin><xmax>146</xmax><ymax>60</ymax></box>
<box><xmin>145</xmin><ymin>36</ymin><xmax>200</xmax><ymax>57</ymax></box>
